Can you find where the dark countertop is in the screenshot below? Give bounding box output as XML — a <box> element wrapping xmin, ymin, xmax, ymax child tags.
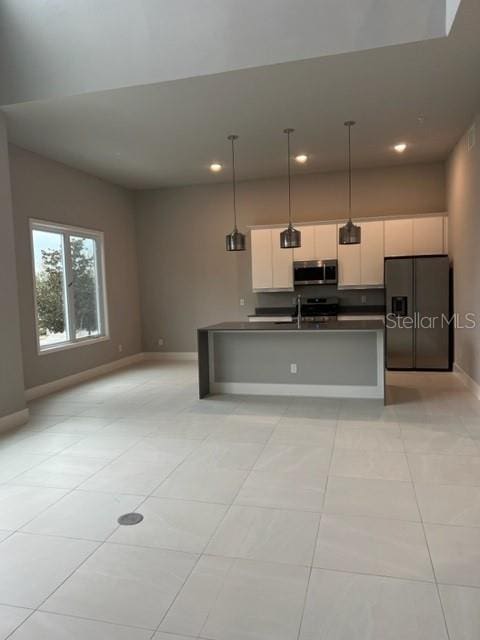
<box><xmin>199</xmin><ymin>319</ymin><xmax>384</xmax><ymax>332</ymax></box>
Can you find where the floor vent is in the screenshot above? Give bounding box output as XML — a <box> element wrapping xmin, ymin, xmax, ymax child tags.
<box><xmin>117</xmin><ymin>513</ymin><xmax>144</xmax><ymax>526</ymax></box>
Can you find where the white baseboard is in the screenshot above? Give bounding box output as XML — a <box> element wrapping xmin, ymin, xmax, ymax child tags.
<box><xmin>454</xmin><ymin>362</ymin><xmax>480</xmax><ymax>400</ymax></box>
<box><xmin>143</xmin><ymin>352</ymin><xmax>198</xmax><ymax>361</ymax></box>
<box><xmin>25</xmin><ymin>353</ymin><xmax>145</xmax><ymax>401</ymax></box>
<box><xmin>211</xmin><ymin>382</ymin><xmax>384</xmax><ymax>399</ymax></box>
<box><xmin>0</xmin><ymin>408</ymin><xmax>30</xmax><ymax>433</ymax></box>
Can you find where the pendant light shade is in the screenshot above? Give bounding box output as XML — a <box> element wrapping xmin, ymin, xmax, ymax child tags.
<box><xmin>226</xmin><ymin>228</ymin><xmax>246</xmax><ymax>251</ymax></box>
<box><xmin>280</xmin><ymin>128</ymin><xmax>301</xmax><ymax>249</ymax></box>
<box><xmin>280</xmin><ymin>223</ymin><xmax>301</xmax><ymax>249</ymax></box>
<box><xmin>225</xmin><ymin>134</ymin><xmax>246</xmax><ymax>252</ymax></box>
<box><xmin>339</xmin><ymin>120</ymin><xmax>361</xmax><ymax>245</ymax></box>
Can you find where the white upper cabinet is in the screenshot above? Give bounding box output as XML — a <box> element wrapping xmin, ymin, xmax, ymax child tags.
<box><xmin>360</xmin><ymin>220</ymin><xmax>384</xmax><ymax>287</ymax></box>
<box><xmin>293</xmin><ymin>226</ymin><xmax>316</xmax><ymax>261</ymax></box>
<box><xmin>413</xmin><ymin>216</ymin><xmax>445</xmax><ymax>255</ymax></box>
<box><xmin>251</xmin><ymin>215</ymin><xmax>446</xmax><ymax>291</ymax></box>
<box><xmin>251</xmin><ymin>229</ymin><xmax>273</xmax><ymax>290</ymax></box>
<box><xmin>271</xmin><ymin>228</ymin><xmax>294</xmax><ymax>290</ymax></box>
<box><xmin>337</xmin><ymin>220</ymin><xmax>384</xmax><ymax>288</ymax></box>
<box><xmin>293</xmin><ymin>223</ymin><xmax>338</xmax><ymax>262</ymax></box>
<box><xmin>251</xmin><ymin>228</ymin><xmax>293</xmax><ymax>291</ymax></box>
<box><xmin>314</xmin><ymin>224</ymin><xmax>338</xmax><ymax>259</ymax></box>
<box><xmin>384</xmin><ymin>218</ymin><xmax>413</xmax><ymax>257</ymax></box>
<box><xmin>337</xmin><ymin>226</ymin><xmax>361</xmax><ymax>288</ymax></box>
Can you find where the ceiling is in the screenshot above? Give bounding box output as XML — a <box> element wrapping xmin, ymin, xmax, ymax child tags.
<box><xmin>2</xmin><ymin>0</ymin><xmax>480</xmax><ymax>189</ymax></box>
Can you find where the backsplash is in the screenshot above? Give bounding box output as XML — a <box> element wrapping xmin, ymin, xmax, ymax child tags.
<box><xmin>255</xmin><ymin>285</ymin><xmax>385</xmax><ymax>310</ymax></box>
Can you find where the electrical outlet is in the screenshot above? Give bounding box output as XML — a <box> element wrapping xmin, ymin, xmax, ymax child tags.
<box><xmin>118</xmin><ymin>344</ymin><xmax>123</xmax><ymax>353</ymax></box>
<box><xmin>290</xmin><ymin>363</ymin><xmax>298</xmax><ymax>374</ymax></box>
<box><xmin>158</xmin><ymin>338</ymin><xmax>164</xmax><ymax>347</ymax></box>
<box><xmin>239</xmin><ymin>298</ymin><xmax>245</xmax><ymax>307</ymax></box>
<box><xmin>361</xmin><ymin>295</ymin><xmax>367</xmax><ymax>304</ymax></box>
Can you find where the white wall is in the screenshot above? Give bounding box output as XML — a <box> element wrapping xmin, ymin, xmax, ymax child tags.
<box><xmin>447</xmin><ymin>113</ymin><xmax>480</xmax><ymax>383</ymax></box>
<box><xmin>9</xmin><ymin>145</ymin><xmax>143</xmax><ymax>390</ymax></box>
<box><xmin>0</xmin><ymin>116</ymin><xmax>26</xmax><ymax>418</ymax></box>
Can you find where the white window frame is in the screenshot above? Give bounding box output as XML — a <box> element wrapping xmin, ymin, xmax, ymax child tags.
<box><xmin>29</xmin><ymin>219</ymin><xmax>110</xmax><ymax>355</ymax></box>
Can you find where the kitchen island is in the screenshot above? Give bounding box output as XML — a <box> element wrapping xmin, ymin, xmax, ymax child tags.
<box><xmin>197</xmin><ymin>320</ymin><xmax>385</xmax><ymax>400</ymax></box>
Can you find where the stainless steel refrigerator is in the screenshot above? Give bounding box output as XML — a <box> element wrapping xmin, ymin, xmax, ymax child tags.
<box><xmin>385</xmin><ymin>255</ymin><xmax>451</xmax><ymax>370</ymax></box>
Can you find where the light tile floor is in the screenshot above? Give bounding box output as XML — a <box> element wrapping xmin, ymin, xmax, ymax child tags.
<box><xmin>0</xmin><ymin>362</ymin><xmax>479</xmax><ymax>638</ymax></box>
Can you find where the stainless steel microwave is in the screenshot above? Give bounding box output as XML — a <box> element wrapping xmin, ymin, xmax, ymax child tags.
<box><xmin>293</xmin><ymin>260</ymin><xmax>338</xmax><ymax>286</ymax></box>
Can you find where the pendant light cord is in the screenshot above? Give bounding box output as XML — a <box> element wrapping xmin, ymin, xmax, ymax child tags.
<box><xmin>228</xmin><ymin>134</ymin><xmax>238</xmax><ymax>231</ymax></box>
<box><xmin>284</xmin><ymin>128</ymin><xmax>294</xmax><ymax>226</ymax></box>
<box><xmin>348</xmin><ymin>124</ymin><xmax>352</xmax><ymax>220</ymax></box>
<box><xmin>344</xmin><ymin>120</ymin><xmax>355</xmax><ymax>223</ymax></box>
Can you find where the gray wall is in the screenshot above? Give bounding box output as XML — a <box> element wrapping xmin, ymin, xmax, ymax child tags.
<box><xmin>0</xmin><ymin>115</ymin><xmax>26</xmax><ymax>418</ymax></box>
<box><xmin>135</xmin><ymin>161</ymin><xmax>445</xmax><ymax>352</ymax></box>
<box><xmin>9</xmin><ymin>145</ymin><xmax>142</xmax><ymax>389</ymax></box>
<box><xmin>447</xmin><ymin>113</ymin><xmax>480</xmax><ymax>383</ymax></box>
<box><xmin>213</xmin><ymin>331</ymin><xmax>379</xmax><ymax>386</ymax></box>
<box><xmin>0</xmin><ymin>0</ymin><xmax>446</xmax><ymax>106</ymax></box>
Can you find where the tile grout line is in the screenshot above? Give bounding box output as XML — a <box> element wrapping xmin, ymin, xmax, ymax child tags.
<box><xmin>7</xmin><ymin>365</ymin><xmax>480</xmax><ymax>637</ymax></box>
<box><xmin>147</xmin><ymin>412</ymin><xmax>284</xmax><ymax>639</ymax></box>
<box><xmin>404</xmin><ymin>446</ymin><xmax>452</xmax><ymax>640</ymax></box>
<box><xmin>1</xmin><ymin>419</ymin><xmax>163</xmax><ymax>638</ymax></box>
<box><xmin>295</xmin><ymin>406</ymin><xmax>341</xmax><ymax>640</ymax></box>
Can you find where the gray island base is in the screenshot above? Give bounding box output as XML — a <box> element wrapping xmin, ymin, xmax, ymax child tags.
<box><xmin>197</xmin><ymin>321</ymin><xmax>385</xmax><ymax>401</ymax></box>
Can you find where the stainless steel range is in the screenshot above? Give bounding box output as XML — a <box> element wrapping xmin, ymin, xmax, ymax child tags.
<box><xmin>298</xmin><ymin>297</ymin><xmax>339</xmax><ymax>322</ymax></box>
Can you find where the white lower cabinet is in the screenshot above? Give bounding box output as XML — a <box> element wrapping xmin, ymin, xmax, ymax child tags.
<box><xmin>251</xmin><ymin>228</ymin><xmax>293</xmax><ymax>291</ymax></box>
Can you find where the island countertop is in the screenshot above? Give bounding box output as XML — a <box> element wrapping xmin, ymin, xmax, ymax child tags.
<box><xmin>199</xmin><ymin>319</ymin><xmax>384</xmax><ymax>332</ymax></box>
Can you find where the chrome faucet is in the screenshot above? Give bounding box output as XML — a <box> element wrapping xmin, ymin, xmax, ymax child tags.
<box><xmin>297</xmin><ymin>294</ymin><xmax>302</xmax><ymax>328</ymax></box>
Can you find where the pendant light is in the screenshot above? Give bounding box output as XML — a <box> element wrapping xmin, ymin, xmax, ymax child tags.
<box><xmin>339</xmin><ymin>120</ymin><xmax>361</xmax><ymax>245</ymax></box>
<box><xmin>280</xmin><ymin>128</ymin><xmax>301</xmax><ymax>249</ymax></box>
<box><xmin>225</xmin><ymin>134</ymin><xmax>246</xmax><ymax>252</ymax></box>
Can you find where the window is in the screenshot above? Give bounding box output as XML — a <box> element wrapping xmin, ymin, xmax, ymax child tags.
<box><xmin>30</xmin><ymin>220</ymin><xmax>108</xmax><ymax>352</ymax></box>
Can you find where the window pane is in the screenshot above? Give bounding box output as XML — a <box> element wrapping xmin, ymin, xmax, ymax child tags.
<box><xmin>32</xmin><ymin>229</ymin><xmax>68</xmax><ymax>347</ymax></box>
<box><xmin>70</xmin><ymin>236</ymin><xmax>101</xmax><ymax>339</ymax></box>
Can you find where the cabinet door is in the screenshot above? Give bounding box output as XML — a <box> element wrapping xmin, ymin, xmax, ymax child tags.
<box><xmin>271</xmin><ymin>228</ymin><xmax>294</xmax><ymax>289</ymax></box>
<box><xmin>361</xmin><ymin>220</ymin><xmax>384</xmax><ymax>286</ymax></box>
<box><xmin>384</xmin><ymin>218</ymin><xmax>413</xmax><ymax>256</ymax></box>
<box><xmin>293</xmin><ymin>226</ymin><xmax>315</xmax><ymax>261</ymax></box>
<box><xmin>251</xmin><ymin>229</ymin><xmax>273</xmax><ymax>290</ymax></box>
<box><xmin>413</xmin><ymin>216</ymin><xmax>444</xmax><ymax>255</ymax></box>
<box><xmin>314</xmin><ymin>224</ymin><xmax>338</xmax><ymax>259</ymax></box>
<box><xmin>337</xmin><ymin>225</ymin><xmax>361</xmax><ymax>287</ymax></box>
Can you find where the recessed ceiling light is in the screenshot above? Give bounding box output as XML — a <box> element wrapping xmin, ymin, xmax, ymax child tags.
<box><xmin>394</xmin><ymin>143</ymin><xmax>407</xmax><ymax>153</ymax></box>
<box><xmin>295</xmin><ymin>154</ymin><xmax>308</xmax><ymax>164</ymax></box>
<box><xmin>210</xmin><ymin>163</ymin><xmax>222</xmax><ymax>172</ymax></box>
